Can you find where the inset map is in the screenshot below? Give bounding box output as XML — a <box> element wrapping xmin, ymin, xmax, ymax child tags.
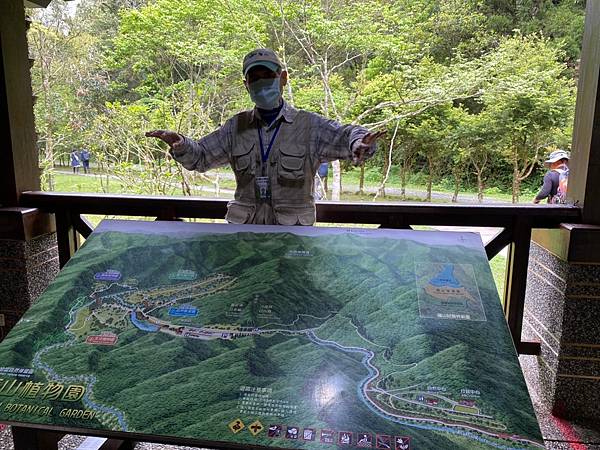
<box><xmin>416</xmin><ymin>263</ymin><xmax>486</xmax><ymax>321</ymax></box>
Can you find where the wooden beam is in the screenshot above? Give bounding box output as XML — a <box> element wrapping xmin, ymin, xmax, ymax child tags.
<box><xmin>485</xmin><ymin>227</ymin><xmax>512</xmax><ymax>260</ymax></box>
<box><xmin>19</xmin><ymin>191</ymin><xmax>582</xmax><ymax>228</ymax></box>
<box><xmin>23</xmin><ymin>0</ymin><xmax>52</xmax><ymax>8</ymax></box>
<box><xmin>72</xmin><ymin>213</ymin><xmax>94</xmax><ymax>238</ymax></box>
<box><xmin>0</xmin><ymin>207</ymin><xmax>55</xmax><ymax>240</ymax></box>
<box><xmin>0</xmin><ymin>0</ymin><xmax>40</xmax><ymax>206</ymax></box>
<box><xmin>569</xmin><ymin>0</ymin><xmax>600</xmax><ymax>224</ymax></box>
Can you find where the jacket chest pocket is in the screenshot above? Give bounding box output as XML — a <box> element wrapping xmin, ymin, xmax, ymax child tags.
<box><xmin>277</xmin><ymin>146</ymin><xmax>306</xmax><ymax>182</ymax></box>
<box><xmin>232</xmin><ymin>143</ymin><xmax>255</xmax><ymax>175</ymax></box>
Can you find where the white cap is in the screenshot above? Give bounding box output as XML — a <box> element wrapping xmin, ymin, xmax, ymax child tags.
<box><xmin>544</xmin><ymin>150</ymin><xmax>570</xmax><ymax>165</ymax></box>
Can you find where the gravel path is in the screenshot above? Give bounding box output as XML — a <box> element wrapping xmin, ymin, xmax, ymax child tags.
<box><xmin>0</xmin><ymin>425</ymin><xmax>206</xmax><ymax>450</ymax></box>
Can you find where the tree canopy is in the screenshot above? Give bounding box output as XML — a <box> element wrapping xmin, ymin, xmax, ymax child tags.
<box><xmin>29</xmin><ymin>0</ymin><xmax>583</xmax><ymax>202</ymax></box>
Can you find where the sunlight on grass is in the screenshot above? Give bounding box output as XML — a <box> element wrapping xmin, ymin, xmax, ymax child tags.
<box><xmin>490</xmin><ymin>253</ymin><xmax>507</xmax><ymax>302</ymax></box>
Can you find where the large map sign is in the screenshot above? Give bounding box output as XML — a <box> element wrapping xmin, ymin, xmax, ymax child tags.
<box><xmin>0</xmin><ymin>220</ymin><xmax>543</xmax><ymax>449</ymax></box>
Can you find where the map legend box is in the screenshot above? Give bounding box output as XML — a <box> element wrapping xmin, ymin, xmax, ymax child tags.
<box><xmin>415</xmin><ymin>262</ymin><xmax>487</xmax><ymax>321</ymax></box>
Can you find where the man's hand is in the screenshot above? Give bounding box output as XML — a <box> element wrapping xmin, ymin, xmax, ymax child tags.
<box><xmin>352</xmin><ymin>130</ymin><xmax>386</xmax><ymax>165</ymax></box>
<box><xmin>145</xmin><ymin>130</ymin><xmax>183</xmax><ymax>148</ymax></box>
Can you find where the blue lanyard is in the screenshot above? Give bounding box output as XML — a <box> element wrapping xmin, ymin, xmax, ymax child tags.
<box><xmin>257</xmin><ymin>121</ymin><xmax>282</xmax><ymax>163</ymax></box>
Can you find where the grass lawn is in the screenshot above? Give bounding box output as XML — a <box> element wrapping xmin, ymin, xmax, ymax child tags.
<box><xmin>52</xmin><ymin>172</ymin><xmax>123</xmax><ymax>193</ymax></box>
<box><xmin>52</xmin><ymin>162</ymin><xmax>540</xmax><ymax>203</ymax></box>
<box><xmin>489</xmin><ymin>254</ymin><xmax>507</xmax><ymax>301</ymax></box>
<box><xmin>51</xmin><ymin>172</ymin><xmax>523</xmax><ymax>204</ymax></box>
<box><xmin>340</xmin><ymin>166</ymin><xmax>538</xmax><ymax>203</ymax></box>
<box><xmin>51</xmin><ymin>172</ymin><xmax>235</xmax><ymax>197</ymax></box>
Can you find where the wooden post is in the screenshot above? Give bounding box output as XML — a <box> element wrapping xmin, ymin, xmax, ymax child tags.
<box><xmin>0</xmin><ymin>0</ymin><xmax>40</xmax><ymax>206</ymax></box>
<box><xmin>55</xmin><ymin>210</ymin><xmax>79</xmax><ymax>267</ymax></box>
<box><xmin>504</xmin><ymin>217</ymin><xmax>539</xmax><ymax>355</ymax></box>
<box><xmin>569</xmin><ymin>0</ymin><xmax>600</xmax><ymax>224</ymax></box>
<box><xmin>12</xmin><ymin>426</ymin><xmax>63</xmax><ymax>450</ymax></box>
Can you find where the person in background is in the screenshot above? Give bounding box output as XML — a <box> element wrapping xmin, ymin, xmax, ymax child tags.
<box><xmin>146</xmin><ymin>48</ymin><xmax>384</xmax><ymax>225</ymax></box>
<box><xmin>80</xmin><ymin>148</ymin><xmax>91</xmax><ymax>174</ymax></box>
<box><xmin>70</xmin><ymin>149</ymin><xmax>81</xmax><ymax>174</ymax></box>
<box><xmin>314</xmin><ymin>162</ymin><xmax>329</xmax><ymax>200</ymax></box>
<box><xmin>533</xmin><ymin>149</ymin><xmax>570</xmax><ymax>204</ymax></box>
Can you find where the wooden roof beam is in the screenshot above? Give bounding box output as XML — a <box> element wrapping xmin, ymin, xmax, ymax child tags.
<box><xmin>23</xmin><ymin>0</ymin><xmax>75</xmax><ymax>9</ymax></box>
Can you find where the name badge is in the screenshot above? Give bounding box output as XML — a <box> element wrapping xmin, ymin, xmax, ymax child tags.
<box><xmin>255</xmin><ymin>176</ymin><xmax>271</xmax><ymax>201</ymax></box>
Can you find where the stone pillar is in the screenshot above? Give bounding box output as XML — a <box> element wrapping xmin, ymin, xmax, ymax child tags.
<box><xmin>0</xmin><ymin>208</ymin><xmax>58</xmax><ymax>338</ymax></box>
<box><xmin>524</xmin><ymin>226</ymin><xmax>600</xmax><ymax>420</ymax></box>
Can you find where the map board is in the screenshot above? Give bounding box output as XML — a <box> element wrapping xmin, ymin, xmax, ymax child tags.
<box><xmin>0</xmin><ymin>220</ymin><xmax>543</xmax><ymax>449</ymax></box>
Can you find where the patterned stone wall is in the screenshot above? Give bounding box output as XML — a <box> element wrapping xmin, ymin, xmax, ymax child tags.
<box><xmin>0</xmin><ymin>233</ymin><xmax>59</xmax><ymax>339</ymax></box>
<box><xmin>524</xmin><ymin>241</ymin><xmax>600</xmax><ymax>419</ymax></box>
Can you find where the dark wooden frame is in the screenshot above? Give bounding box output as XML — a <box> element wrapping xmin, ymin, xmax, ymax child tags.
<box><xmin>20</xmin><ymin>190</ymin><xmax>582</xmax><ymax>356</ymax></box>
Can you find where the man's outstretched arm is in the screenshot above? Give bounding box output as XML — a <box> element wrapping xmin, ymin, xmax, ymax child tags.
<box><xmin>312</xmin><ymin>114</ymin><xmax>384</xmax><ymax>164</ymax></box>
<box><xmin>146</xmin><ymin>121</ymin><xmax>232</xmax><ymax>173</ymax></box>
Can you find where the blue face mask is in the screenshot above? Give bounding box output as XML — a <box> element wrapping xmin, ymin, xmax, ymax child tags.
<box><xmin>248</xmin><ymin>77</ymin><xmax>282</xmax><ymax>109</ymax></box>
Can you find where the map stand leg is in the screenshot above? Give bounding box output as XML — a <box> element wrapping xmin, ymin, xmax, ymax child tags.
<box><xmin>12</xmin><ymin>426</ymin><xmax>63</xmax><ymax>450</ymax></box>
<box><xmin>98</xmin><ymin>438</ymin><xmax>136</xmax><ymax>450</ymax></box>
<box><xmin>74</xmin><ymin>437</ymin><xmax>136</xmax><ymax>450</ymax></box>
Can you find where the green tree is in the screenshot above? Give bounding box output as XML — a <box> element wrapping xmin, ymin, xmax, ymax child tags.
<box><xmin>27</xmin><ymin>0</ymin><xmax>584</xmax><ymax>203</ymax></box>
<box><xmin>453</xmin><ymin>108</ymin><xmax>499</xmax><ymax>202</ymax></box>
<box><xmin>481</xmin><ymin>34</ymin><xmax>575</xmax><ymax>202</ymax></box>
<box><xmin>412</xmin><ymin>108</ymin><xmax>456</xmax><ymax>202</ymax></box>
<box><xmin>272</xmin><ymin>0</ymin><xmax>422</xmax><ymax>199</ymax></box>
<box><xmin>29</xmin><ymin>3</ymin><xmax>91</xmax><ymax>189</ymax></box>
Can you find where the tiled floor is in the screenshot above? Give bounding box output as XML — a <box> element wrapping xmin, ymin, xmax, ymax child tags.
<box><xmin>519</xmin><ymin>355</ymin><xmax>600</xmax><ymax>449</ymax></box>
<box><xmin>0</xmin><ymin>428</ymin><xmax>206</xmax><ymax>450</ymax></box>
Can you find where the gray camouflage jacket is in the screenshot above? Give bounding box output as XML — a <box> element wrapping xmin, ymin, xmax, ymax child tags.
<box><xmin>170</xmin><ymin>101</ymin><xmax>373</xmax><ymax>225</ymax></box>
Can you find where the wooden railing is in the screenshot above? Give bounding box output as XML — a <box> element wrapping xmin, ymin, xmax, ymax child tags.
<box><xmin>20</xmin><ymin>190</ymin><xmax>582</xmax><ymax>355</ymax></box>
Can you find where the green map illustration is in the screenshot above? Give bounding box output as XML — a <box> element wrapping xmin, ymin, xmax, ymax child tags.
<box><xmin>0</xmin><ymin>220</ymin><xmax>543</xmax><ymax>449</ymax></box>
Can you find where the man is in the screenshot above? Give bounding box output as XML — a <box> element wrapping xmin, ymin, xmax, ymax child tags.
<box><xmin>146</xmin><ymin>48</ymin><xmax>384</xmax><ymax>225</ymax></box>
<box><xmin>533</xmin><ymin>149</ymin><xmax>570</xmax><ymax>204</ymax></box>
<box><xmin>314</xmin><ymin>162</ymin><xmax>329</xmax><ymax>200</ymax></box>
<box><xmin>80</xmin><ymin>148</ymin><xmax>91</xmax><ymax>174</ymax></box>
